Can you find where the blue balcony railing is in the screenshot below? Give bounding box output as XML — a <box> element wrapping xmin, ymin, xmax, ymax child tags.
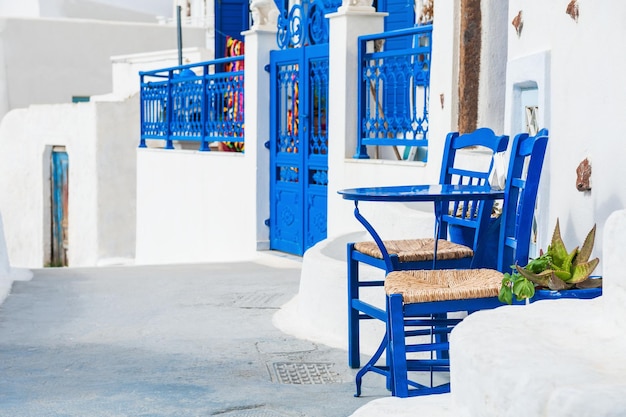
<box><xmin>139</xmin><ymin>57</ymin><xmax>244</xmax><ymax>151</ymax></box>
<box><xmin>355</xmin><ymin>25</ymin><xmax>432</xmax><ymax>160</ymax></box>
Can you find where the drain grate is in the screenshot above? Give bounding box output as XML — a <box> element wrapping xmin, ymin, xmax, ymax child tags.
<box><xmin>214</xmin><ymin>409</ymin><xmax>294</xmax><ymax>417</ymax></box>
<box><xmin>271</xmin><ymin>362</ymin><xmax>339</xmax><ymax>384</ymax></box>
<box><xmin>230</xmin><ymin>292</ymin><xmax>284</xmax><ymax>309</ymax></box>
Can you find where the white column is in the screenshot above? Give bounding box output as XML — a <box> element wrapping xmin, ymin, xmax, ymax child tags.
<box><xmin>326</xmin><ymin>5</ymin><xmax>386</xmax><ymax>237</ymax></box>
<box><xmin>477</xmin><ymin>0</ymin><xmax>508</xmax><ymax>133</ymax></box>
<box><xmin>243</xmin><ymin>27</ymin><xmax>277</xmax><ymax>249</ymax></box>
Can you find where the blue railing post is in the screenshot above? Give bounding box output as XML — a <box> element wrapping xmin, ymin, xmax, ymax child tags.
<box><xmin>199</xmin><ymin>63</ymin><xmax>210</xmax><ymax>151</ymax></box>
<box><xmin>165</xmin><ymin>69</ymin><xmax>175</xmax><ymax>150</ymax></box>
<box><xmin>354</xmin><ymin>36</ymin><xmax>370</xmax><ymax>159</ymax></box>
<box><xmin>139</xmin><ymin>73</ymin><xmax>147</xmax><ymax>148</ymax></box>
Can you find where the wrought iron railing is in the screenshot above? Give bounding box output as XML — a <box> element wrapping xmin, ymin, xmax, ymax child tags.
<box><xmin>276</xmin><ymin>0</ymin><xmax>342</xmax><ymax>49</ymax></box>
<box><xmin>355</xmin><ymin>25</ymin><xmax>432</xmax><ymax>160</ymax></box>
<box><xmin>139</xmin><ymin>56</ymin><xmax>244</xmax><ymax>151</ymax></box>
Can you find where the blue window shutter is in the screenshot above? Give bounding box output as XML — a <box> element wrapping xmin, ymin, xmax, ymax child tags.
<box><xmin>380</xmin><ymin>0</ymin><xmax>415</xmax><ymax>33</ymax></box>
<box><xmin>215</xmin><ymin>0</ymin><xmax>250</xmax><ymax>58</ymax></box>
<box><xmin>378</xmin><ymin>0</ymin><xmax>415</xmax><ymax>126</ymax></box>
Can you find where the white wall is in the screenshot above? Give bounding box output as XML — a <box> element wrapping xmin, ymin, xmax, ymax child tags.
<box><xmin>135</xmin><ymin>149</ymin><xmax>260</xmax><ymax>264</ymax></box>
<box><xmin>504</xmin><ymin>0</ymin><xmax>626</xmax><ymax>271</ymax></box>
<box><xmin>111</xmin><ymin>47</ymin><xmax>213</xmax><ymax>97</ymax></box>
<box><xmin>0</xmin><ymin>17</ymin><xmax>206</xmax><ymax>121</ymax></box>
<box><xmin>0</xmin><ymin>95</ymin><xmax>138</xmax><ymax>268</ymax></box>
<box><xmin>0</xmin><ymin>0</ymin><xmax>174</xmax><ymax>22</ymax></box>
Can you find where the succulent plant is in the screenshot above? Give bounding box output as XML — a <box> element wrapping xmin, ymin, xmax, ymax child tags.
<box><xmin>499</xmin><ymin>218</ymin><xmax>601</xmax><ymax>304</ymax></box>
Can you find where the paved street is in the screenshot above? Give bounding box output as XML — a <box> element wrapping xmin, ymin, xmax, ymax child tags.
<box><xmin>0</xmin><ymin>254</ymin><xmax>387</xmax><ymax>417</ymax></box>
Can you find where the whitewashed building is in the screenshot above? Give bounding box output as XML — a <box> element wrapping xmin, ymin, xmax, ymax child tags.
<box><xmin>0</xmin><ymin>0</ymin><xmax>623</xmax><ymax>277</ymax></box>
<box><xmin>0</xmin><ymin>1</ymin><xmax>207</xmax><ymax>267</ymax></box>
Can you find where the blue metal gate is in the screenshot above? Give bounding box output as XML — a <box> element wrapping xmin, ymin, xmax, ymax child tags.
<box><xmin>267</xmin><ymin>0</ymin><xmax>414</xmax><ymax>254</ymax></box>
<box><xmin>269</xmin><ymin>43</ymin><xmax>330</xmax><ymax>256</ymax></box>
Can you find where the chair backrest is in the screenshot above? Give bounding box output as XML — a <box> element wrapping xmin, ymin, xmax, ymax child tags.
<box><xmin>439</xmin><ymin>127</ymin><xmax>509</xmax><ymax>251</ymax></box>
<box><xmin>497</xmin><ymin>129</ymin><xmax>549</xmax><ymax>272</ymax></box>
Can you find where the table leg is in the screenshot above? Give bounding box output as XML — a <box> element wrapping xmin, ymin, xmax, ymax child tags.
<box><xmin>353</xmin><ymin>202</ymin><xmax>394</xmax><ymax>272</ymax></box>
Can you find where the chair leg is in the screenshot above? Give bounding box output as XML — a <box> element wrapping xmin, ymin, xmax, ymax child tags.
<box><xmin>388</xmin><ymin>293</ymin><xmax>410</xmax><ymax>398</ymax></box>
<box><xmin>347</xmin><ymin>243</ymin><xmax>361</xmax><ymax>368</ymax></box>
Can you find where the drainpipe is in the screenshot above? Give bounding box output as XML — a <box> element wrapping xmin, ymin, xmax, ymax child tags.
<box><xmin>177</xmin><ymin>4</ymin><xmax>183</xmax><ymax>67</ymax></box>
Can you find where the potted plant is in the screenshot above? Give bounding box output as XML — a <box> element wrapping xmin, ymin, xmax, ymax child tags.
<box><xmin>498</xmin><ymin>218</ymin><xmax>601</xmax><ymax>304</ymax></box>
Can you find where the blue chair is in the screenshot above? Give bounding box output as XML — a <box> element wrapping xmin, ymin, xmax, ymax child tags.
<box><xmin>383</xmin><ymin>129</ymin><xmax>549</xmax><ymax>397</ymax></box>
<box><xmin>348</xmin><ymin>128</ymin><xmax>509</xmax><ymax>370</ymax></box>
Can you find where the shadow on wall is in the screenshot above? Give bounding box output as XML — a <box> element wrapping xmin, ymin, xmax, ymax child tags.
<box><xmin>0</xmin><ymin>212</ymin><xmax>33</xmax><ymax>305</ymax></box>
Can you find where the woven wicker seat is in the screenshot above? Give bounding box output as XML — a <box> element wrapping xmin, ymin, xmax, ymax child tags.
<box><xmin>384</xmin><ymin>268</ymin><xmax>503</xmax><ymax>303</ymax></box>
<box><xmin>354</xmin><ymin>239</ymin><xmax>474</xmax><ymax>263</ymax></box>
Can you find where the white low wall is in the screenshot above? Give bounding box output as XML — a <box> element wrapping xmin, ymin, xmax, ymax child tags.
<box><xmin>135</xmin><ymin>148</ymin><xmax>263</xmax><ymax>265</ymax></box>
<box><xmin>449</xmin><ymin>209</ymin><xmax>626</xmax><ymax>417</ymax></box>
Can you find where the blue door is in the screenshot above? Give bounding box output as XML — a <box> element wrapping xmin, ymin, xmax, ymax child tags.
<box><xmin>51</xmin><ymin>148</ymin><xmax>69</xmax><ymax>266</ymax></box>
<box><xmin>215</xmin><ymin>0</ymin><xmax>249</xmax><ymax>58</ymax></box>
<box><xmin>269</xmin><ymin>45</ymin><xmax>329</xmax><ymax>255</ymax></box>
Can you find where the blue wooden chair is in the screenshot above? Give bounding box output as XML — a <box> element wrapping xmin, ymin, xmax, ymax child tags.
<box><xmin>348</xmin><ymin>128</ymin><xmax>509</xmax><ymax>369</ymax></box>
<box><xmin>383</xmin><ymin>129</ymin><xmax>549</xmax><ymax>397</ymax></box>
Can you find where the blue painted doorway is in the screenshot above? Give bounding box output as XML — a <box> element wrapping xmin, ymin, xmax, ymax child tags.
<box><xmin>269</xmin><ymin>44</ymin><xmax>329</xmax><ymax>256</ymax></box>
<box><xmin>215</xmin><ymin>0</ymin><xmax>249</xmax><ymax>58</ymax></box>
<box><xmin>51</xmin><ymin>148</ymin><xmax>69</xmax><ymax>267</ymax></box>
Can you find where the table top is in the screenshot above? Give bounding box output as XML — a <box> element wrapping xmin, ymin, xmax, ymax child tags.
<box><xmin>338</xmin><ymin>184</ymin><xmax>505</xmax><ymax>202</ymax></box>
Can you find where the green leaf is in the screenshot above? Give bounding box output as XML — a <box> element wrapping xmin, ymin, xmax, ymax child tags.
<box><xmin>548</xmin><ymin>219</ymin><xmax>568</xmax><ymax>266</ymax></box>
<box><xmin>576</xmin><ymin>277</ymin><xmax>602</xmax><ymax>289</ymax></box>
<box><xmin>547</xmin><ymin>272</ymin><xmax>570</xmax><ymax>290</ymax></box>
<box><xmin>525</xmin><ymin>254</ymin><xmax>552</xmax><ymax>273</ymax></box>
<box><xmin>499</xmin><ymin>274</ymin><xmax>514</xmax><ymax>304</ymax></box>
<box><xmin>499</xmin><ymin>284</ymin><xmax>513</xmax><ymax>304</ymax></box>
<box><xmin>559</xmin><ymin>247</ymin><xmax>578</xmax><ymax>277</ymax></box>
<box><xmin>569</xmin><ymin>257</ymin><xmax>600</xmax><ymax>283</ymax></box>
<box><xmin>512</xmin><ymin>277</ymin><xmax>535</xmax><ymax>301</ymax></box>
<box><xmin>552</xmin><ymin>268</ymin><xmax>572</xmax><ymax>282</ymax></box>
<box><xmin>516</xmin><ymin>264</ymin><xmax>552</xmax><ymax>287</ymax></box>
<box><xmin>575</xmin><ymin>224</ymin><xmax>596</xmax><ymax>265</ymax></box>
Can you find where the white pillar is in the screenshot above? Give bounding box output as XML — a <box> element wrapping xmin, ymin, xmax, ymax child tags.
<box><xmin>477</xmin><ymin>0</ymin><xmax>508</xmax><ymax>133</ymax></box>
<box><xmin>326</xmin><ymin>5</ymin><xmax>386</xmax><ymax>238</ymax></box>
<box><xmin>244</xmin><ymin>27</ymin><xmax>277</xmax><ymax>249</ymax></box>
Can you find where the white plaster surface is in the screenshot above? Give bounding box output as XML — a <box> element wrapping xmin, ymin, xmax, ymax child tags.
<box><xmin>451</xmin><ymin>298</ymin><xmax>625</xmax><ymax>417</ymax></box>
<box><xmin>275</xmin><ymin>203</ymin><xmax>437</xmax><ymax>353</ymax></box>
<box><xmin>135</xmin><ymin>149</ymin><xmax>260</xmax><ymax>265</ymax></box>
<box><xmin>0</xmin><ymin>96</ymin><xmax>139</xmax><ymax>268</ymax></box>
<box><xmin>0</xmin><ymin>0</ymin><xmax>174</xmax><ymax>22</ymax></box>
<box><xmin>111</xmin><ymin>47</ymin><xmax>213</xmax><ymax>98</ymax></box>
<box><xmin>504</xmin><ymin>0</ymin><xmax>626</xmax><ymax>273</ymax></box>
<box><xmin>0</xmin><ymin>212</ymin><xmax>33</xmax><ymax>305</ymax></box>
<box><xmin>243</xmin><ymin>28</ymin><xmax>275</xmax><ymax>250</ymax></box>
<box><xmin>0</xmin><ymin>17</ymin><xmax>205</xmax><ymax>122</ymax></box>
<box><xmin>477</xmin><ymin>0</ymin><xmax>507</xmax><ymax>133</ymax></box>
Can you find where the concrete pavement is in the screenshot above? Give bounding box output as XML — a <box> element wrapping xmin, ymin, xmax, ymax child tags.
<box><xmin>0</xmin><ymin>253</ymin><xmax>389</xmax><ymax>417</ymax></box>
